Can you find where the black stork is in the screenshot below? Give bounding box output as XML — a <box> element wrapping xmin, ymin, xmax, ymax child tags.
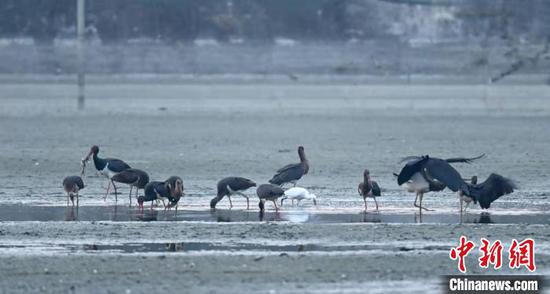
<box><xmin>358</xmin><ymin>168</ymin><xmax>381</xmax><ymax>212</ymax></box>
<box><xmin>210</xmin><ymin>177</ymin><xmax>256</xmax><ymax>209</ymax></box>
<box><xmin>395</xmin><ymin>154</ymin><xmax>484</xmax><ymax>212</ymax></box>
<box><xmin>396</xmin><ymin>155</ymin><xmax>516</xmax><ymax>214</ymax></box>
<box><xmin>62</xmin><ymin>176</ymin><xmax>85</xmax><ymax>206</ymax></box>
<box><xmin>257</xmin><ymin>183</ymin><xmax>285</xmax><ymax>212</ymax></box>
<box><xmin>138</xmin><ymin>176</ymin><xmax>183</xmax><ymax>211</ymax></box>
<box><xmin>165</xmin><ymin>176</ymin><xmax>185</xmax><ymax>213</ymax></box>
<box><xmin>269</xmin><ymin>146</ymin><xmax>309</xmax><ymax>187</ymax></box>
<box><xmin>82</xmin><ymin>145</ymin><xmax>131</xmax><ymax>201</ymax></box>
<box><xmin>111</xmin><ymin>168</ymin><xmax>149</xmax><ymax>206</ymax></box>
<box><xmin>139</xmin><ymin>181</ymin><xmax>166</xmax><ymax>210</ymax></box>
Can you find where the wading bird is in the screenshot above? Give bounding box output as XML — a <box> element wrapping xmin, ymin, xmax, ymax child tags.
<box><xmin>111</xmin><ymin>168</ymin><xmax>149</xmax><ymax>206</ymax></box>
<box><xmin>396</xmin><ymin>154</ymin><xmax>484</xmax><ymax>212</ymax></box>
<box><xmin>396</xmin><ymin>155</ymin><xmax>516</xmax><ymax>214</ymax></box>
<box><xmin>280</xmin><ymin>187</ymin><xmax>317</xmax><ymax>207</ymax></box>
<box><xmin>210</xmin><ymin>177</ymin><xmax>256</xmax><ymax>209</ymax></box>
<box><xmin>82</xmin><ymin>145</ymin><xmax>131</xmax><ymax>201</ymax></box>
<box><xmin>358</xmin><ymin>169</ymin><xmax>381</xmax><ymax>211</ymax></box>
<box><xmin>165</xmin><ymin>176</ymin><xmax>184</xmax><ymax>213</ymax></box>
<box><xmin>62</xmin><ymin>176</ymin><xmax>85</xmax><ymax>206</ymax></box>
<box><xmin>269</xmin><ymin>146</ymin><xmax>309</xmax><ymax>187</ymax></box>
<box><xmin>138</xmin><ymin>176</ymin><xmax>184</xmax><ymax>211</ymax></box>
<box><xmin>257</xmin><ymin>184</ymin><xmax>285</xmax><ymax>212</ymax></box>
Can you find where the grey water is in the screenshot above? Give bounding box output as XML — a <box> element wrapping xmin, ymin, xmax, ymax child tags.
<box><xmin>0</xmin><ymin>205</ymin><xmax>547</xmax><ymax>224</ymax></box>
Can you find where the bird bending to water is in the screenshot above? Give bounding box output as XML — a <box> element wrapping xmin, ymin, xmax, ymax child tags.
<box><xmin>257</xmin><ymin>184</ymin><xmax>285</xmax><ymax>212</ymax></box>
<box><xmin>358</xmin><ymin>169</ymin><xmax>381</xmax><ymax>211</ymax></box>
<box><xmin>165</xmin><ymin>176</ymin><xmax>184</xmax><ymax>212</ymax></box>
<box><xmin>138</xmin><ymin>176</ymin><xmax>184</xmax><ymax>211</ymax></box>
<box><xmin>396</xmin><ymin>154</ymin><xmax>485</xmax><ymax>212</ymax></box>
<box><xmin>210</xmin><ymin>177</ymin><xmax>256</xmax><ymax>209</ymax></box>
<box><xmin>63</xmin><ymin>176</ymin><xmax>85</xmax><ymax>206</ymax></box>
<box><xmin>280</xmin><ymin>187</ymin><xmax>317</xmax><ymax>207</ymax></box>
<box><xmin>111</xmin><ymin>168</ymin><xmax>149</xmax><ymax>206</ymax></box>
<box><xmin>396</xmin><ymin>155</ymin><xmax>516</xmax><ymax>214</ymax></box>
<box><xmin>269</xmin><ymin>146</ymin><xmax>309</xmax><ymax>187</ymax></box>
<box><xmin>82</xmin><ymin>145</ymin><xmax>131</xmax><ymax>201</ymax></box>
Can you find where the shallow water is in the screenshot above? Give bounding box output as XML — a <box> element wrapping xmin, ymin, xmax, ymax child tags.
<box><xmin>0</xmin><ymin>205</ymin><xmax>548</xmax><ymax>224</ymax></box>
<box><xmin>1</xmin><ymin>83</ymin><xmax>549</xmax><ymax>293</ymax></box>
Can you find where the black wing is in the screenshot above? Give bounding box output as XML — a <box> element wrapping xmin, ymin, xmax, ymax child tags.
<box><xmin>63</xmin><ymin>176</ymin><xmax>84</xmax><ymax>189</ymax></box>
<box><xmin>276</xmin><ymin>163</ymin><xmax>299</xmax><ymax>173</ymax></box>
<box><xmin>445</xmin><ymin>154</ymin><xmax>486</xmax><ymax>164</ymax></box>
<box><xmin>401</xmin><ymin>154</ymin><xmax>485</xmax><ymax>164</ymax></box>
<box><xmin>111</xmin><ymin>169</ymin><xmax>140</xmax><ymax>184</ymax></box>
<box><xmin>423</xmin><ymin>158</ymin><xmax>467</xmax><ymax>192</ymax></box>
<box><xmin>226</xmin><ymin>177</ymin><xmax>256</xmax><ymax>192</ymax></box>
<box><xmin>105</xmin><ymin>158</ymin><xmax>131</xmax><ymax>173</ymax></box>
<box><xmin>143</xmin><ymin>181</ymin><xmax>165</xmax><ymax>202</ymax></box>
<box><xmin>471</xmin><ymin>173</ymin><xmax>516</xmax><ymax>209</ymax></box>
<box><xmin>257</xmin><ymin>184</ymin><xmax>285</xmax><ymax>199</ymax></box>
<box><xmin>399</xmin><ymin>156</ymin><xmax>425</xmax><ymax>163</ymax></box>
<box><xmin>371</xmin><ymin>181</ymin><xmax>381</xmax><ymax>196</ymax></box>
<box><xmin>269</xmin><ymin>163</ymin><xmax>304</xmax><ymax>185</ymax></box>
<box><xmin>396</xmin><ymin>156</ymin><xmax>429</xmax><ymax>185</ymax></box>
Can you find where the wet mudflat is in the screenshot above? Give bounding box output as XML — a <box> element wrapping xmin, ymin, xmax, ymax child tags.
<box><xmin>0</xmin><ymin>204</ymin><xmax>548</xmax><ymax>224</ymax></box>
<box><xmin>0</xmin><ymin>82</ymin><xmax>549</xmax><ymax>293</ymax></box>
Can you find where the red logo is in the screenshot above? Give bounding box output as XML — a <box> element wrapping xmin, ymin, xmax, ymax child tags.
<box><xmin>479</xmin><ymin>238</ymin><xmax>503</xmax><ymax>269</ymax></box>
<box><xmin>450</xmin><ymin>236</ymin><xmax>536</xmax><ymax>273</ymax></box>
<box><xmin>449</xmin><ymin>236</ymin><xmax>476</xmax><ymax>273</ymax></box>
<box><xmin>509</xmin><ymin>238</ymin><xmax>536</xmax><ymax>272</ymax></box>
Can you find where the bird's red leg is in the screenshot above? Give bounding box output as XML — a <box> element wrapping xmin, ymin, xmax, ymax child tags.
<box><xmin>128</xmin><ymin>186</ymin><xmax>133</xmax><ymax>206</ymax></box>
<box><xmin>418</xmin><ymin>194</ymin><xmax>432</xmax><ymax>211</ymax></box>
<box><xmin>104</xmin><ymin>181</ymin><xmax>111</xmax><ymax>200</ymax></box>
<box><xmin>112</xmin><ymin>181</ymin><xmax>118</xmax><ymax>201</ymax></box>
<box><xmin>364</xmin><ymin>198</ymin><xmax>368</xmax><ymax>211</ymax></box>
<box><xmin>228</xmin><ymin>196</ymin><xmax>233</xmax><ymax>209</ymax></box>
<box><xmin>374</xmin><ymin>197</ymin><xmax>379</xmax><ymax>211</ymax></box>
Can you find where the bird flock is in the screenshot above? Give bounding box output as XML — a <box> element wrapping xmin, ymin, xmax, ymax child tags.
<box><xmin>63</xmin><ymin>145</ymin><xmax>517</xmax><ymax>215</ymax></box>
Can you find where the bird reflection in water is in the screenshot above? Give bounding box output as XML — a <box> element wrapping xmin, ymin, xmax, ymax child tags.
<box><xmin>64</xmin><ymin>206</ymin><xmax>78</xmax><ymax>221</ymax></box>
<box><xmin>283</xmin><ymin>211</ymin><xmax>310</xmax><ymax>223</ymax></box>
<box><xmin>475</xmin><ymin>212</ymin><xmax>494</xmax><ymax>224</ymax></box>
<box><xmin>136</xmin><ymin>209</ymin><xmax>158</xmax><ymax>221</ymax></box>
<box><xmin>361</xmin><ymin>211</ymin><xmax>381</xmax><ymax>223</ymax></box>
<box><xmin>259</xmin><ymin>210</ymin><xmax>283</xmax><ymax>222</ymax></box>
<box><xmin>414</xmin><ymin>212</ymin><xmax>423</xmax><ymax>224</ymax></box>
<box><xmin>210</xmin><ymin>209</ymin><xmax>257</xmax><ymax>222</ymax></box>
<box><xmin>165</xmin><ymin>243</ymin><xmax>184</xmax><ymax>252</ymax></box>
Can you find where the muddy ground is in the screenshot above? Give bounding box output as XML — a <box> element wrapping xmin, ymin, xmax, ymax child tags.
<box><xmin>0</xmin><ymin>82</ymin><xmax>549</xmax><ymax>293</ymax></box>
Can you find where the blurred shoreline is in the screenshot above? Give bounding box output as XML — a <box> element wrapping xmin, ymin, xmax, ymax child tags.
<box><xmin>0</xmin><ymin>73</ymin><xmax>549</xmax><ymax>85</ymax></box>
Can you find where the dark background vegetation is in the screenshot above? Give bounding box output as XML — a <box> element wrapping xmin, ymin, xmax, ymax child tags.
<box><xmin>1</xmin><ymin>0</ymin><xmax>549</xmax><ymax>43</ymax></box>
<box><xmin>0</xmin><ymin>0</ymin><xmax>549</xmax><ymax>80</ymax></box>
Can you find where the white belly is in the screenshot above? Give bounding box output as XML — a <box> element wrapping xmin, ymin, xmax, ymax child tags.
<box><xmin>100</xmin><ymin>164</ymin><xmax>117</xmax><ymax>179</ymax></box>
<box><xmin>401</xmin><ymin>172</ymin><xmax>430</xmax><ymax>193</ymax></box>
<box><xmin>461</xmin><ymin>195</ymin><xmax>473</xmax><ymax>203</ymax></box>
<box><xmin>284</xmin><ymin>187</ymin><xmax>308</xmax><ymax>200</ymax></box>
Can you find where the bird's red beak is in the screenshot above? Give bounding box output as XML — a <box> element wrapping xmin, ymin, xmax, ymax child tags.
<box><xmin>83</xmin><ymin>150</ymin><xmax>92</xmax><ymax>162</ymax></box>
